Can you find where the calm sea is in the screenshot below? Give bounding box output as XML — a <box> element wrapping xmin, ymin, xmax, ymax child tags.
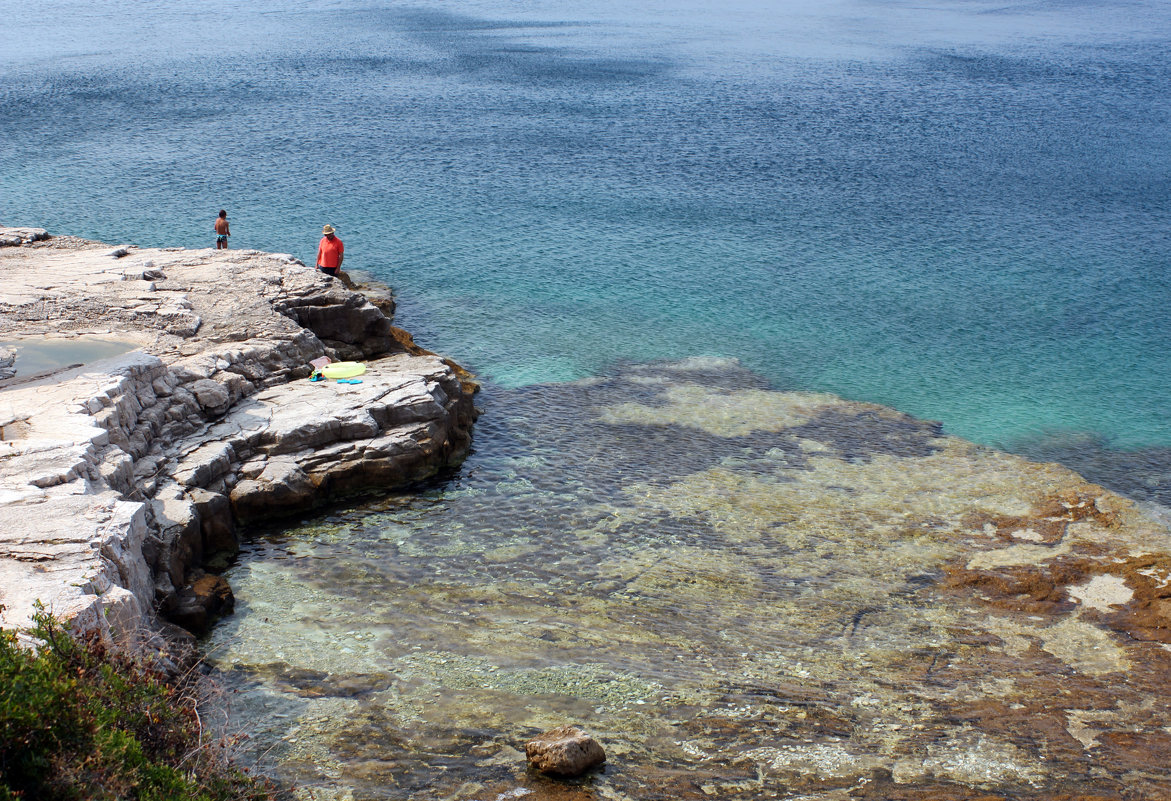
<box><xmin>3</xmin><ymin>0</ymin><xmax>1169</xmax><ymax>489</ymax></box>
<box><xmin>5</xmin><ymin>2</ymin><xmax>1171</xmax><ymax>797</ymax></box>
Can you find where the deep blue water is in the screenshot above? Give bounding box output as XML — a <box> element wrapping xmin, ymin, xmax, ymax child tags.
<box><xmin>2</xmin><ymin>0</ymin><xmax>1169</xmax><ymax>493</ymax></box>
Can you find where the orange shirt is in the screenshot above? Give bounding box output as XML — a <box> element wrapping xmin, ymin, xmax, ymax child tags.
<box><xmin>317</xmin><ymin>235</ymin><xmax>344</xmax><ymax>269</ymax></box>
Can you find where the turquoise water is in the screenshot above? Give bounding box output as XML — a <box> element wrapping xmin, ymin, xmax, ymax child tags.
<box><xmin>7</xmin><ymin>4</ymin><xmax>1171</xmax><ymax>797</ymax></box>
<box><xmin>2</xmin><ymin>0</ymin><xmax>1169</xmax><ymax>469</ymax></box>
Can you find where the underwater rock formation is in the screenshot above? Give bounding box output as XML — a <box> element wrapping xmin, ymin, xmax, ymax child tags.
<box><xmin>0</xmin><ymin>228</ymin><xmax>476</xmax><ymax>640</ymax></box>
<box><xmin>204</xmin><ymin>359</ymin><xmax>1171</xmax><ymax>799</ymax></box>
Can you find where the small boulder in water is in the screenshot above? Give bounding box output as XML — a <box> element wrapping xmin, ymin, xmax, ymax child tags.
<box><xmin>169</xmin><ymin>571</ymin><xmax>235</xmax><ymax>635</ymax></box>
<box><xmin>524</xmin><ymin>725</ymin><xmax>605</xmax><ymax>777</ymax></box>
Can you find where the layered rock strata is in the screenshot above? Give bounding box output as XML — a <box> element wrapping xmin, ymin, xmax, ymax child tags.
<box><xmin>0</xmin><ymin>228</ymin><xmax>476</xmax><ymax>643</ymax></box>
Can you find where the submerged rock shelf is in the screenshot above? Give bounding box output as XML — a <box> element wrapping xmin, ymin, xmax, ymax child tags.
<box><xmin>209</xmin><ymin>360</ymin><xmax>1171</xmax><ymax>800</ymax></box>
<box><xmin>0</xmin><ymin>228</ymin><xmax>476</xmax><ymax>642</ymax></box>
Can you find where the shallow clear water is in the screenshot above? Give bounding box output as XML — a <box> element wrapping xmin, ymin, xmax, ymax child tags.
<box><xmin>0</xmin><ymin>337</ymin><xmax>140</xmax><ymax>381</ymax></box>
<box><xmin>206</xmin><ymin>361</ymin><xmax>1171</xmax><ymax>799</ymax></box>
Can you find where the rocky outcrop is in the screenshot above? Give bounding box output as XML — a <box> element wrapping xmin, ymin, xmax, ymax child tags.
<box><xmin>525</xmin><ymin>725</ymin><xmax>607</xmax><ymax>777</ymax></box>
<box><xmin>0</xmin><ymin>227</ymin><xmax>48</xmax><ymax>247</ymax></box>
<box><xmin>0</xmin><ymin>230</ymin><xmax>476</xmax><ymax>643</ymax></box>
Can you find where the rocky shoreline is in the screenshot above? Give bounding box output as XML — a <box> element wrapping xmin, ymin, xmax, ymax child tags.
<box><xmin>0</xmin><ymin>228</ymin><xmax>476</xmax><ymax>644</ymax></box>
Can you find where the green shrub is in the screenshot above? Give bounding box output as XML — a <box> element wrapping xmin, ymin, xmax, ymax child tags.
<box><xmin>0</xmin><ymin>605</ymin><xmax>273</xmax><ymax>801</ymax></box>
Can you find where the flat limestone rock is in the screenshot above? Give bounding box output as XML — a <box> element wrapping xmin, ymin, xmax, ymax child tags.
<box><xmin>0</xmin><ymin>228</ymin><xmax>476</xmax><ymax>642</ymax></box>
<box><xmin>0</xmin><ymin>227</ymin><xmax>48</xmax><ymax>247</ymax></box>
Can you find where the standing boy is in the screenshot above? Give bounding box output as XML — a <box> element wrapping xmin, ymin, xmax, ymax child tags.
<box><xmin>214</xmin><ymin>210</ymin><xmax>230</xmax><ymax>249</ymax></box>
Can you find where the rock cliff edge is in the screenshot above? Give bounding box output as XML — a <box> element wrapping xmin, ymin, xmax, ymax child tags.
<box><xmin>0</xmin><ymin>229</ymin><xmax>477</xmax><ymax>644</ymax></box>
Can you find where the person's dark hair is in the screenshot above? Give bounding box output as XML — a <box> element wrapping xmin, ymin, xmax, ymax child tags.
<box><xmin>218</xmin><ymin>210</ymin><xmax>227</xmax><ymax>218</ymax></box>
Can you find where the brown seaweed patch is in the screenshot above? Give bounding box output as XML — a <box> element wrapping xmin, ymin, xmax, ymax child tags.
<box><xmin>942</xmin><ymin>557</ymin><xmax>1096</xmax><ymax>615</ymax></box>
<box><xmin>928</xmin><ymin>549</ymin><xmax>1171</xmax><ymax>796</ymax></box>
<box><xmin>945</xmin><ymin>489</ymin><xmax>1135</xmax><ymax>615</ymax></box>
<box><xmin>1101</xmin><ymin>554</ymin><xmax>1171</xmax><ymax>643</ymax></box>
<box><xmin>961</xmin><ymin>488</ymin><xmax>1121</xmax><ymax>546</ymax></box>
<box><xmin>1095</xmin><ymin>729</ymin><xmax>1171</xmax><ymax>773</ymax></box>
<box><xmin>941</xmin><ymin>697</ymin><xmax>1094</xmax><ymax>766</ymax></box>
<box><xmin>1121</xmin><ymin>597</ymin><xmax>1171</xmax><ymax>643</ymax></box>
<box><xmin>1032</xmin><ymin>490</ymin><xmax>1122</xmax><ymax>527</ymax></box>
<box><xmin>945</xmin><ymin>548</ymin><xmax>1171</xmax><ymax>644</ymax></box>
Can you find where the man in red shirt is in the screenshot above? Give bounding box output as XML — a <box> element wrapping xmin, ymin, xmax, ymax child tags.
<box><xmin>317</xmin><ymin>224</ymin><xmax>344</xmax><ymax>276</ymax></box>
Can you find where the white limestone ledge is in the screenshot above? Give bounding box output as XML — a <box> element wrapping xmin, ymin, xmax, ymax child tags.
<box><xmin>0</xmin><ymin>229</ymin><xmax>477</xmax><ymax>644</ymax></box>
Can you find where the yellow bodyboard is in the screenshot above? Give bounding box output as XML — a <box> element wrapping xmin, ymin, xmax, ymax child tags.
<box><xmin>320</xmin><ymin>362</ymin><xmax>366</xmax><ymax>379</ymax></box>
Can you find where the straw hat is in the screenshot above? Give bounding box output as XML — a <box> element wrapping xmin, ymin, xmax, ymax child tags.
<box><xmin>322</xmin><ymin>224</ymin><xmax>336</xmax><ymax>236</ymax></box>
